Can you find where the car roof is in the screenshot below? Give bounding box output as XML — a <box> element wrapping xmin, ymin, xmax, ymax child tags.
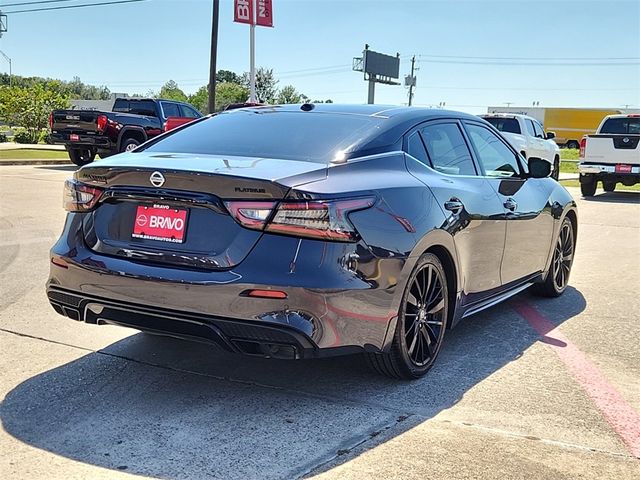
<box><xmin>224</xmin><ymin>103</ymin><xmax>480</xmax><ymax>126</ymax></box>
<box><xmin>482</xmin><ymin>113</ymin><xmax>533</xmax><ymax>120</ymax></box>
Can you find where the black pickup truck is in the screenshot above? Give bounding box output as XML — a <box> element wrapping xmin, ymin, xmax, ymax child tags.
<box><xmin>49</xmin><ymin>98</ymin><xmax>202</xmax><ymax>166</ymax></box>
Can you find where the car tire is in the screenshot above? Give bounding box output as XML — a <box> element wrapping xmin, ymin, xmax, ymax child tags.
<box><xmin>120</xmin><ymin>138</ymin><xmax>141</xmax><ymax>152</ymax></box>
<box><xmin>533</xmin><ymin>217</ymin><xmax>575</xmax><ymax>298</ymax></box>
<box><xmin>580</xmin><ymin>175</ymin><xmax>597</xmax><ymax>197</ymax></box>
<box><xmin>603</xmin><ymin>181</ymin><xmax>616</xmax><ymax>192</ymax></box>
<box><xmin>366</xmin><ymin>253</ymin><xmax>448</xmax><ymax>379</ymax></box>
<box><xmin>68</xmin><ymin>148</ymin><xmax>96</xmax><ymax>167</ymax></box>
<box><xmin>552</xmin><ymin>156</ymin><xmax>560</xmax><ymax>180</ymax></box>
<box><xmin>566</xmin><ymin>140</ymin><xmax>580</xmax><ymax>150</ymax></box>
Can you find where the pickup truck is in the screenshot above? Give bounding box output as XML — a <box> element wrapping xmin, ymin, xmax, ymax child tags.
<box><xmin>482</xmin><ymin>113</ymin><xmax>561</xmax><ymax>179</ymax></box>
<box><xmin>49</xmin><ymin>98</ymin><xmax>202</xmax><ymax>166</ymax></box>
<box><xmin>579</xmin><ymin>114</ymin><xmax>640</xmax><ymax>196</ymax></box>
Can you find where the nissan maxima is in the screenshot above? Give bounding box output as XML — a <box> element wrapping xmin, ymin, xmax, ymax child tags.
<box><xmin>47</xmin><ymin>104</ymin><xmax>577</xmax><ymax>379</ymax></box>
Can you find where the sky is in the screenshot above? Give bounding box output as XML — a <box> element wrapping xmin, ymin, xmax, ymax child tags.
<box><xmin>0</xmin><ymin>0</ymin><xmax>639</xmax><ymax>114</ymax></box>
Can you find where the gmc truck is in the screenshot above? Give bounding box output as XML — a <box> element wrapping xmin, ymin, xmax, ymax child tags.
<box><xmin>579</xmin><ymin>114</ymin><xmax>640</xmax><ymax>196</ymax></box>
<box><xmin>49</xmin><ymin>98</ymin><xmax>202</xmax><ymax>166</ymax></box>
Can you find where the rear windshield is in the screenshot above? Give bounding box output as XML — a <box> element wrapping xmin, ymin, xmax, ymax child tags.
<box><xmin>483</xmin><ymin>117</ymin><xmax>521</xmax><ymax>134</ymax></box>
<box><xmin>141</xmin><ymin>109</ymin><xmax>384</xmax><ymax>163</ymax></box>
<box><xmin>600</xmin><ymin>117</ymin><xmax>640</xmax><ymax>134</ymax></box>
<box><xmin>113</xmin><ymin>99</ymin><xmax>158</xmax><ymax>117</ymax></box>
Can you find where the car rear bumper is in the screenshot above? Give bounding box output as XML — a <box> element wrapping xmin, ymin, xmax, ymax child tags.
<box><xmin>578</xmin><ymin>163</ymin><xmax>640</xmax><ymax>175</ymax></box>
<box><xmin>49</xmin><ymin>132</ymin><xmax>114</xmax><ymax>150</ymax></box>
<box><xmin>47</xmin><ymin>216</ymin><xmax>403</xmax><ymax>358</ymax></box>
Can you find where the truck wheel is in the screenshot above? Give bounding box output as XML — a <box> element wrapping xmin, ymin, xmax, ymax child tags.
<box><xmin>552</xmin><ymin>156</ymin><xmax>560</xmax><ymax>180</ymax></box>
<box><xmin>579</xmin><ymin>174</ymin><xmax>597</xmax><ymax>197</ymax></box>
<box><xmin>120</xmin><ymin>138</ymin><xmax>140</xmax><ymax>152</ymax></box>
<box><xmin>566</xmin><ymin>140</ymin><xmax>580</xmax><ymax>150</ymax></box>
<box><xmin>68</xmin><ymin>148</ymin><xmax>96</xmax><ymax>167</ymax></box>
<box><xmin>603</xmin><ymin>182</ymin><xmax>616</xmax><ymax>192</ymax></box>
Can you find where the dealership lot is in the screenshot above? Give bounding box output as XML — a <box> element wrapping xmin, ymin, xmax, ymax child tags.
<box><xmin>0</xmin><ymin>165</ymin><xmax>638</xmax><ymax>479</ymax></box>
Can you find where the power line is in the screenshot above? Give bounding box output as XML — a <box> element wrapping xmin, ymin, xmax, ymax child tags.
<box><xmin>4</xmin><ymin>0</ymin><xmax>148</xmax><ymax>14</ymax></box>
<box><xmin>417</xmin><ymin>54</ymin><xmax>640</xmax><ymax>61</ymax></box>
<box><xmin>2</xmin><ymin>0</ymin><xmax>79</xmax><ymax>8</ymax></box>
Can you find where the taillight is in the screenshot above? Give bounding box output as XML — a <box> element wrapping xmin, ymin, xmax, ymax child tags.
<box><xmin>63</xmin><ymin>179</ymin><xmax>104</xmax><ymax>212</ymax></box>
<box><xmin>48</xmin><ymin>112</ymin><xmax>54</xmax><ymax>131</ymax></box>
<box><xmin>96</xmin><ymin>114</ymin><xmax>108</xmax><ymax>133</ymax></box>
<box><xmin>579</xmin><ymin>137</ymin><xmax>587</xmax><ymax>158</ymax></box>
<box><xmin>225</xmin><ymin>198</ymin><xmax>375</xmax><ymax>242</ymax></box>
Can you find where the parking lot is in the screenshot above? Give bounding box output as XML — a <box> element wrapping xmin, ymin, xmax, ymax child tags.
<box><xmin>0</xmin><ymin>164</ymin><xmax>638</xmax><ymax>479</ymax></box>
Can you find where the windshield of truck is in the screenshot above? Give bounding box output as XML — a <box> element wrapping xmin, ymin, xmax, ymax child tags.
<box><xmin>600</xmin><ymin>118</ymin><xmax>640</xmax><ymax>134</ymax></box>
<box><xmin>484</xmin><ymin>117</ymin><xmax>521</xmax><ymax>134</ymax></box>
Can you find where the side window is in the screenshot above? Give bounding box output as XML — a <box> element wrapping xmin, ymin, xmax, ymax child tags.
<box><xmin>161</xmin><ymin>102</ymin><xmax>181</xmax><ymax>118</ymax></box>
<box><xmin>533</xmin><ymin>121</ymin><xmax>544</xmax><ymax>138</ymax></box>
<box><xmin>465</xmin><ymin>124</ymin><xmax>521</xmax><ymax>178</ymax></box>
<box><xmin>406</xmin><ymin>132</ymin><xmax>429</xmax><ymax>165</ymax></box>
<box><xmin>180</xmin><ymin>105</ymin><xmax>201</xmax><ymax>118</ymax></box>
<box><xmin>420</xmin><ymin>123</ymin><xmax>477</xmax><ymax>176</ymax></box>
<box><xmin>525</xmin><ymin>119</ymin><xmax>536</xmax><ymax>137</ymax></box>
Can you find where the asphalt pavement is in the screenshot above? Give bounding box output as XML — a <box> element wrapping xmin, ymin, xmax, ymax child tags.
<box><xmin>0</xmin><ymin>164</ymin><xmax>638</xmax><ymax>479</ymax></box>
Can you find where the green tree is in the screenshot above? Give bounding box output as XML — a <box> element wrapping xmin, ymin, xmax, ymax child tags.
<box><xmin>242</xmin><ymin>67</ymin><xmax>278</xmax><ymax>104</ymax></box>
<box><xmin>217</xmin><ymin>70</ymin><xmax>242</xmax><ymax>84</ymax></box>
<box><xmin>159</xmin><ymin>80</ymin><xmax>187</xmax><ymax>102</ymax></box>
<box><xmin>216</xmin><ymin>82</ymin><xmax>249</xmax><ymax>111</ymax></box>
<box><xmin>0</xmin><ymin>84</ymin><xmax>69</xmax><ymax>142</ymax></box>
<box><xmin>276</xmin><ymin>85</ymin><xmax>304</xmax><ymax>104</ymax></box>
<box><xmin>188</xmin><ymin>85</ymin><xmax>209</xmax><ymax>113</ymax></box>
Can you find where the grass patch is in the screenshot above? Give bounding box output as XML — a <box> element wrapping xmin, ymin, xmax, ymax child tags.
<box><xmin>560</xmin><ymin>161</ymin><xmax>578</xmax><ymax>174</ymax></box>
<box><xmin>0</xmin><ymin>149</ymin><xmax>69</xmax><ymax>160</ymax></box>
<box><xmin>560</xmin><ymin>148</ymin><xmax>579</xmax><ymax>161</ymax></box>
<box><xmin>560</xmin><ymin>179</ymin><xmax>640</xmax><ymax>192</ymax></box>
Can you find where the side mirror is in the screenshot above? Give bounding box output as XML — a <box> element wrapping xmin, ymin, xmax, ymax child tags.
<box><xmin>528</xmin><ymin>157</ymin><xmax>551</xmax><ymax>178</ymax></box>
<box><xmin>546</xmin><ymin>131</ymin><xmax>556</xmax><ymax>140</ymax></box>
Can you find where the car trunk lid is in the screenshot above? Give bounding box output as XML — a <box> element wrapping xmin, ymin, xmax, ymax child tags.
<box><xmin>76</xmin><ymin>152</ymin><xmax>327</xmax><ymax>270</ymax></box>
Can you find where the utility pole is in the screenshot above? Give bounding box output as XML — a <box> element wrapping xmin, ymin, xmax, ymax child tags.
<box><xmin>408</xmin><ymin>55</ymin><xmax>416</xmax><ymax>106</ymax></box>
<box><xmin>207</xmin><ymin>0</ymin><xmax>220</xmax><ymax>114</ymax></box>
<box><xmin>249</xmin><ymin>0</ymin><xmax>256</xmax><ymax>102</ymax></box>
<box><xmin>0</xmin><ymin>50</ymin><xmax>11</xmax><ymax>87</ymax></box>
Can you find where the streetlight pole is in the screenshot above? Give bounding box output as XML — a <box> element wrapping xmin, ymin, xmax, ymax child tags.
<box><xmin>207</xmin><ymin>0</ymin><xmax>220</xmax><ymax>114</ymax></box>
<box><xmin>0</xmin><ymin>50</ymin><xmax>11</xmax><ymax>87</ymax></box>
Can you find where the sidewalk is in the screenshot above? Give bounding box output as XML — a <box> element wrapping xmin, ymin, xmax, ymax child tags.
<box><xmin>0</xmin><ymin>142</ymin><xmax>65</xmax><ymax>151</ymax></box>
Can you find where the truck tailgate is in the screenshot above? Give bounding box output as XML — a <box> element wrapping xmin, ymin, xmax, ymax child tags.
<box><xmin>584</xmin><ymin>135</ymin><xmax>640</xmax><ymax>165</ymax></box>
<box><xmin>52</xmin><ymin>110</ymin><xmax>101</xmax><ymax>133</ymax></box>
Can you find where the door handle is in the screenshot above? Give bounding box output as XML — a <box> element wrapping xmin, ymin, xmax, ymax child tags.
<box><xmin>504</xmin><ymin>198</ymin><xmax>517</xmax><ymax>211</ymax></box>
<box><xmin>444</xmin><ymin>198</ymin><xmax>464</xmax><ymax>214</ymax></box>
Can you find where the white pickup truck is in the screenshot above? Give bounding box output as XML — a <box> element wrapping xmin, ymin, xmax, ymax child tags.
<box><xmin>579</xmin><ymin>114</ymin><xmax>640</xmax><ymax>196</ymax></box>
<box><xmin>482</xmin><ymin>113</ymin><xmax>561</xmax><ymax>179</ymax></box>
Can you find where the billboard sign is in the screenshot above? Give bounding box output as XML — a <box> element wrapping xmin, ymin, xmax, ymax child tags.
<box><xmin>363</xmin><ymin>50</ymin><xmax>400</xmax><ymax>79</ymax></box>
<box><xmin>234</xmin><ymin>0</ymin><xmax>253</xmax><ymax>25</ymax></box>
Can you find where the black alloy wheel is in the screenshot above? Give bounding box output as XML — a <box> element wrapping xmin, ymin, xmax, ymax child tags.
<box><xmin>366</xmin><ymin>253</ymin><xmax>448</xmax><ymax>379</ymax></box>
<box><xmin>534</xmin><ymin>217</ymin><xmax>575</xmax><ymax>297</ymax></box>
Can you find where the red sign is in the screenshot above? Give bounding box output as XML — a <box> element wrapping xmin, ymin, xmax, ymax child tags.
<box><xmin>615</xmin><ymin>164</ymin><xmax>632</xmax><ymax>173</ymax></box>
<box><xmin>132</xmin><ymin>205</ymin><xmax>188</xmax><ymax>243</ymax></box>
<box><xmin>256</xmin><ymin>0</ymin><xmax>273</xmax><ymax>27</ymax></box>
<box><xmin>234</xmin><ymin>0</ymin><xmax>253</xmax><ymax>25</ymax></box>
